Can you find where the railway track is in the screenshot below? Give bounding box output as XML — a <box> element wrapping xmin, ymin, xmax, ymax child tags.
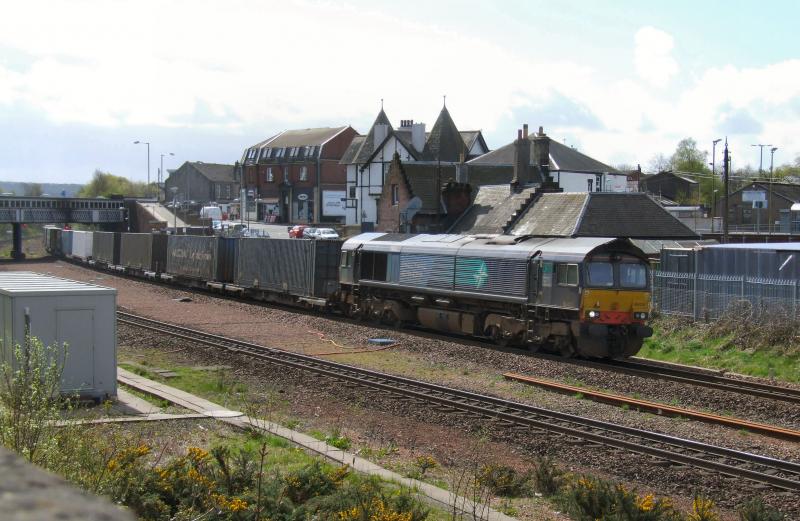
<box><xmin>118</xmin><ymin>311</ymin><xmax>800</xmax><ymax>492</ymax></box>
<box><xmin>66</xmin><ymin>257</ymin><xmax>800</xmax><ymax>405</ymax></box>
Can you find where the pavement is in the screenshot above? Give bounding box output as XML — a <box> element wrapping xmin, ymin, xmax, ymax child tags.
<box><xmin>117</xmin><ymin>367</ymin><xmax>518</xmax><ymax>521</ymax></box>
<box><xmin>139</xmin><ymin>202</ymin><xmax>188</xmax><ymax>228</ymax></box>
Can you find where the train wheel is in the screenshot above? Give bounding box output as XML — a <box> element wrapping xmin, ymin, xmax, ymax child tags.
<box><xmin>487</xmin><ymin>326</ymin><xmax>509</xmax><ymax>347</ymax></box>
<box><xmin>558</xmin><ymin>338</ymin><xmax>577</xmax><ymax>358</ymax></box>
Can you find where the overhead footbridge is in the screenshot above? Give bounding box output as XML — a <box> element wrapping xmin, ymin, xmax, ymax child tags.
<box><xmin>0</xmin><ymin>196</ymin><xmax>127</xmax><ymax>259</ymax></box>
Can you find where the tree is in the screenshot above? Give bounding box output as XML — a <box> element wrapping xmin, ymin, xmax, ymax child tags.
<box><xmin>648</xmin><ymin>153</ymin><xmax>670</xmax><ymax>173</ymax></box>
<box><xmin>77</xmin><ymin>170</ymin><xmax>149</xmax><ymax>198</ymax></box>
<box><xmin>670</xmin><ymin>138</ymin><xmax>708</xmax><ymax>173</ymax></box>
<box><xmin>22</xmin><ymin>183</ymin><xmax>43</xmax><ymax>197</ymax></box>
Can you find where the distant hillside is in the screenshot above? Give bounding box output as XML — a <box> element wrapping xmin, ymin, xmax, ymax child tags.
<box><xmin>0</xmin><ymin>182</ymin><xmax>84</xmax><ymax>197</ymax></box>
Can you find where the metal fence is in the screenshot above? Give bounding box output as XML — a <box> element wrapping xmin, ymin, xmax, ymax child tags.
<box><xmin>652</xmin><ymin>271</ymin><xmax>799</xmax><ymax>320</ymax></box>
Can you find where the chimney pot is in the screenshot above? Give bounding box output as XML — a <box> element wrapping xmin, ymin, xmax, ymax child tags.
<box><xmin>538</xmin><ymin>126</ymin><xmax>544</xmax><ymax>136</ymax></box>
<box><xmin>523</xmin><ymin>124</ymin><xmax>528</xmax><ymax>139</ymax></box>
<box><xmin>517</xmin><ymin>129</ymin><xmax>522</xmax><ymax>140</ymax></box>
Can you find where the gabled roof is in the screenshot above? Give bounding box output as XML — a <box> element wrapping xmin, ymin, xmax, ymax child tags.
<box><xmin>641</xmin><ymin>171</ymin><xmax>699</xmax><ymax>185</ymax></box>
<box><xmin>730</xmin><ymin>181</ymin><xmax>800</xmax><ymax>203</ymax></box>
<box><xmin>340</xmin><ymin>136</ymin><xmax>366</xmax><ymax>165</ymax></box>
<box><xmin>186</xmin><ymin>162</ymin><xmax>237</xmax><ymax>183</ymax></box>
<box><xmin>459</xmin><ymin>130</ymin><xmax>488</xmax><ymax>156</ymax></box>
<box><xmin>422</xmin><ymin>106</ymin><xmax>468</xmax><ymax>162</ymax></box>
<box><xmin>257</xmin><ymin>127</ymin><xmax>350</xmax><ymax>148</ymax></box>
<box><xmin>448</xmin><ymin>185</ymin><xmax>537</xmax><ymax>234</ymax></box>
<box><xmin>346</xmin><ymin>109</ymin><xmax>394</xmax><ymax>165</ymax></box>
<box><xmin>466</xmin><ymin>136</ymin><xmax>617</xmax><ymax>173</ymax></box>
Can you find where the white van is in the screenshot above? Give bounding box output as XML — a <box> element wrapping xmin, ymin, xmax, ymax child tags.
<box><xmin>200</xmin><ymin>206</ymin><xmax>223</xmax><ymax>220</ymax></box>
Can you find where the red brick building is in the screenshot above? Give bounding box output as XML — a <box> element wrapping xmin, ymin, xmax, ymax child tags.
<box><xmin>377</xmin><ymin>152</ymin><xmax>471</xmax><ymax>233</ymax></box>
<box><xmin>241</xmin><ymin>126</ymin><xmax>359</xmax><ymax>224</ymax></box>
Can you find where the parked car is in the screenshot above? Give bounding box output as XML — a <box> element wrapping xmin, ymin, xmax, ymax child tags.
<box><xmin>306</xmin><ymin>227</ymin><xmax>339</xmax><ymax>240</ymax></box>
<box><xmin>303</xmin><ymin>227</ymin><xmax>318</xmax><ymax>239</ymax></box>
<box><xmin>288</xmin><ymin>225</ymin><xmax>307</xmax><ymax>238</ymax></box>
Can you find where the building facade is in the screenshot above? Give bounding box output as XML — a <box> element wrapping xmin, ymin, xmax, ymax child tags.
<box><xmin>340</xmin><ymin>105</ymin><xmax>488</xmax><ymax>230</ymax></box>
<box><xmin>464</xmin><ymin>125</ymin><xmax>628</xmax><ymax>192</ymax></box>
<box><xmin>720</xmin><ymin>181</ymin><xmax>800</xmax><ymax>232</ymax></box>
<box><xmin>241</xmin><ymin>126</ymin><xmax>358</xmax><ymax>224</ymax></box>
<box><xmin>639</xmin><ymin>171</ymin><xmax>700</xmax><ymax>205</ymax></box>
<box><xmin>164</xmin><ymin>162</ymin><xmax>239</xmax><ymax>205</ymax></box>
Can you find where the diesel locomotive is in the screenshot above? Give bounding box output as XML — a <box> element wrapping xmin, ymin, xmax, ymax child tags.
<box><xmin>46</xmin><ymin>228</ymin><xmax>653</xmax><ymax>358</ymax></box>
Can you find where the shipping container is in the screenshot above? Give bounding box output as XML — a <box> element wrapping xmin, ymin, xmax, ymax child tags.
<box><xmin>216</xmin><ymin>237</ymin><xmax>238</xmax><ymax>283</ymax></box>
<box><xmin>44</xmin><ymin>227</ymin><xmax>62</xmax><ymax>254</ymax></box>
<box><xmin>166</xmin><ymin>235</ymin><xmax>219</xmax><ymax>280</ymax></box>
<box><xmin>70</xmin><ymin>231</ymin><xmax>94</xmax><ymax>260</ymax></box>
<box><xmin>92</xmin><ymin>231</ymin><xmax>121</xmax><ymax>265</ymax></box>
<box><xmin>151</xmin><ymin>234</ymin><xmax>169</xmax><ymax>273</ymax></box>
<box><xmin>60</xmin><ymin>230</ymin><xmax>73</xmax><ymax>258</ymax></box>
<box><xmin>236</xmin><ymin>238</ymin><xmax>342</xmax><ymax>298</ymax></box>
<box><xmin>0</xmin><ymin>272</ymin><xmax>117</xmax><ymax>399</ymax></box>
<box><xmin>120</xmin><ymin>233</ymin><xmax>153</xmax><ymax>271</ymax></box>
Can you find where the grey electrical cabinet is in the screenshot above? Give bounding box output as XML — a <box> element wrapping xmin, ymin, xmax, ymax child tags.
<box><xmin>0</xmin><ymin>272</ymin><xmax>117</xmax><ymax>399</ymax></box>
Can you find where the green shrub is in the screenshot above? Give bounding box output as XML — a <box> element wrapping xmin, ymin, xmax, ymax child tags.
<box><xmin>533</xmin><ymin>457</ymin><xmax>564</xmax><ymax>497</ymax></box>
<box><xmin>476</xmin><ymin>464</ymin><xmax>532</xmax><ymax>497</ymax></box>
<box><xmin>559</xmin><ymin>475</ymin><xmax>682</xmax><ymax>521</ymax></box>
<box><xmin>738</xmin><ymin>499</ymin><xmax>785</xmax><ymax>521</ymax></box>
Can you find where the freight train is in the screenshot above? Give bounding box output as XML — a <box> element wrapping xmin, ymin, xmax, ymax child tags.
<box><xmin>45</xmin><ymin>228</ymin><xmax>653</xmax><ymax>358</ymax></box>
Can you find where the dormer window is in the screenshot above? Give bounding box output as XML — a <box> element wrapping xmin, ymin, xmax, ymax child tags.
<box><xmin>289</xmin><ymin>147</ymin><xmax>298</xmax><ymax>158</ymax></box>
<box><xmin>261</xmin><ymin>147</ymin><xmax>271</xmax><ymax>159</ymax></box>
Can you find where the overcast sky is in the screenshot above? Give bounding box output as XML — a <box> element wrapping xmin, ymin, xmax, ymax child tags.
<box><xmin>2</xmin><ymin>0</ymin><xmax>799</xmax><ymax>184</ymax></box>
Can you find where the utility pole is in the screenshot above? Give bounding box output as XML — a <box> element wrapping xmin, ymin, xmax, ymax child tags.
<box><xmin>723</xmin><ymin>139</ymin><xmax>730</xmax><ymax>243</ymax></box>
<box><xmin>769</xmin><ymin>147</ymin><xmax>778</xmax><ymax>233</ymax></box>
<box><xmin>712</xmin><ymin>138</ymin><xmax>721</xmax><ymax>228</ymax></box>
<box><xmin>751</xmin><ymin>143</ymin><xmax>772</xmax><ymax>176</ymax></box>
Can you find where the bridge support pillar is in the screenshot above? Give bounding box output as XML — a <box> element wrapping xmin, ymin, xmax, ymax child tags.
<box><xmin>10</xmin><ymin>223</ymin><xmax>25</xmax><ymax>260</ymax></box>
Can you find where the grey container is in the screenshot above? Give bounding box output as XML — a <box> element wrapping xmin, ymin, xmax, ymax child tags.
<box><xmin>166</xmin><ymin>235</ymin><xmax>219</xmax><ymax>280</ymax></box>
<box><xmin>60</xmin><ymin>230</ymin><xmax>73</xmax><ymax>258</ymax></box>
<box><xmin>120</xmin><ymin>233</ymin><xmax>153</xmax><ymax>271</ymax></box>
<box><xmin>93</xmin><ymin>231</ymin><xmax>121</xmax><ymax>265</ymax></box>
<box><xmin>236</xmin><ymin>238</ymin><xmax>342</xmax><ymax>298</ymax></box>
<box><xmin>151</xmin><ymin>234</ymin><xmax>169</xmax><ymax>273</ymax></box>
<box><xmin>0</xmin><ymin>272</ymin><xmax>117</xmax><ymax>399</ymax></box>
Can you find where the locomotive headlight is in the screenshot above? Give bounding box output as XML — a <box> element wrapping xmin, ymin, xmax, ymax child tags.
<box><xmin>587</xmin><ymin>310</ymin><xmax>599</xmax><ymax>319</ymax></box>
<box><xmin>634</xmin><ymin>312</ymin><xmax>648</xmax><ymax>320</ymax></box>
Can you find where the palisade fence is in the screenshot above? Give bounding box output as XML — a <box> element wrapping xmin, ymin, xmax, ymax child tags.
<box><xmin>652</xmin><ymin>271</ymin><xmax>799</xmax><ymax>321</ymax></box>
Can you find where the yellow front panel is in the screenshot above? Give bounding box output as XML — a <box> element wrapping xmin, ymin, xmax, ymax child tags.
<box><xmin>582</xmin><ymin>289</ymin><xmax>650</xmax><ymax>315</ymax></box>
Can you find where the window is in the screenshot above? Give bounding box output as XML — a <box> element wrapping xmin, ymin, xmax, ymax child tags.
<box><xmin>340</xmin><ymin>251</ymin><xmax>351</xmax><ymax>268</ymax></box>
<box><xmin>215</xmin><ymin>185</ymin><xmax>222</xmax><ymax>199</ymax></box>
<box><xmin>289</xmin><ymin>147</ymin><xmax>298</xmax><ymax>157</ymax></box>
<box><xmin>587</xmin><ymin>262</ymin><xmax>614</xmax><ymax>287</ymax></box>
<box><xmin>360</xmin><ymin>251</ymin><xmax>388</xmax><ymax>281</ymax></box>
<box><xmin>266</xmin><ymin>168</ymin><xmax>274</xmax><ymax>182</ymax></box>
<box><xmin>261</xmin><ymin>147</ymin><xmax>271</xmax><ymax>159</ymax></box>
<box><xmin>225</xmin><ymin>185</ymin><xmax>231</xmax><ymax>199</ymax></box>
<box><xmin>620</xmin><ymin>263</ymin><xmax>647</xmax><ymax>288</ymax></box>
<box><xmin>274</xmin><ymin>148</ymin><xmax>284</xmax><ymax>158</ymax></box>
<box><xmin>306</xmin><ymin>146</ymin><xmax>317</xmax><ymax>158</ymax></box>
<box><xmin>556</xmin><ymin>263</ymin><xmax>578</xmax><ymax>286</ymax></box>
<box><xmin>349</xmin><ymin>185</ymin><xmax>356</xmax><ymax>198</ymax></box>
<box><xmin>391</xmin><ymin>184</ymin><xmax>399</xmax><ymax>205</ymax></box>
<box><xmin>299</xmin><ymin>166</ymin><xmax>308</xmax><ymax>181</ymax></box>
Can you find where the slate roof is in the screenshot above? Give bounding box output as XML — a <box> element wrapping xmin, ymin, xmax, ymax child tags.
<box><xmin>731</xmin><ymin>181</ymin><xmax>800</xmax><ymax>203</ymax></box>
<box><xmin>340</xmin><ymin>136</ymin><xmax>366</xmax><ymax>165</ymax></box>
<box><xmin>342</xmin><ymin>110</ymin><xmax>394</xmax><ymax>165</ymax></box>
<box><xmin>422</xmin><ymin>106</ymin><xmax>468</xmax><ymax>162</ymax></box>
<box><xmin>259</xmin><ymin>127</ymin><xmax>349</xmax><ymax>148</ymax></box>
<box><xmin>187</xmin><ymin>162</ymin><xmax>237</xmax><ymax>183</ymax></box>
<box><xmin>466</xmin><ymin>136</ymin><xmax>617</xmax><ymax>173</ymax></box>
<box><xmin>511</xmin><ymin>192</ymin><xmax>588</xmax><ymax>236</ymax></box>
<box><xmin>402</xmin><ymin>164</ymin><xmax>458</xmax><ymax>213</ymax></box>
<box><xmin>449</xmin><ymin>185</ymin><xmax>537</xmax><ymax>234</ymax></box>
<box><xmin>568</xmin><ymin>192</ymin><xmax>697</xmax><ymax>238</ymax></box>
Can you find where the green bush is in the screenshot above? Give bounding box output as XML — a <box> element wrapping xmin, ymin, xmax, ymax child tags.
<box><xmin>476</xmin><ymin>464</ymin><xmax>532</xmax><ymax>497</ymax></box>
<box><xmin>559</xmin><ymin>475</ymin><xmax>682</xmax><ymax>521</ymax></box>
<box><xmin>533</xmin><ymin>457</ymin><xmax>565</xmax><ymax>497</ymax></box>
<box><xmin>738</xmin><ymin>499</ymin><xmax>785</xmax><ymax>521</ymax></box>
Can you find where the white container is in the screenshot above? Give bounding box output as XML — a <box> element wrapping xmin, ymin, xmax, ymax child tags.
<box><xmin>70</xmin><ymin>231</ymin><xmax>94</xmax><ymax>260</ymax></box>
<box><xmin>0</xmin><ymin>272</ymin><xmax>117</xmax><ymax>399</ymax></box>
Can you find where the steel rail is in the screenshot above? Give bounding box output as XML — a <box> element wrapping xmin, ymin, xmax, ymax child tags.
<box><xmin>69</xmin><ymin>257</ymin><xmax>800</xmax><ymax>405</ymax></box>
<box><xmin>118</xmin><ymin>311</ymin><xmax>800</xmax><ymax>491</ymax></box>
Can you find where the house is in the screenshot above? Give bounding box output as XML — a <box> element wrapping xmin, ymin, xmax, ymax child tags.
<box><xmin>464</xmin><ymin>125</ymin><xmax>629</xmax><ymax>192</ymax></box>
<box><xmin>241</xmin><ymin>126</ymin><xmax>358</xmax><ymax>224</ymax></box>
<box><xmin>164</xmin><ymin>162</ymin><xmax>239</xmax><ymax>205</ymax></box>
<box><xmin>339</xmin><ymin>105</ymin><xmax>488</xmax><ymax>229</ymax></box>
<box><xmin>639</xmin><ymin>171</ymin><xmax>699</xmax><ymax>204</ymax></box>
<box><xmin>720</xmin><ymin>181</ymin><xmax>800</xmax><ymax>232</ymax></box>
<box><xmin>376</xmin><ymin>152</ymin><xmax>471</xmax><ymax>233</ymax></box>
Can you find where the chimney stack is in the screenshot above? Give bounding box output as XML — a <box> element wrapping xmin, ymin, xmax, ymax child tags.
<box><xmin>533</xmin><ymin>126</ymin><xmax>557</xmax><ymax>190</ymax></box>
<box><xmin>512</xmin><ymin>126</ymin><xmax>531</xmax><ymax>192</ymax></box>
<box><xmin>411</xmin><ymin>122</ymin><xmax>426</xmax><ymax>153</ymax></box>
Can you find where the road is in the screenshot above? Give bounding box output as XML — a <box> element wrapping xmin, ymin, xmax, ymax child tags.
<box><xmin>139</xmin><ymin>202</ymin><xmax>188</xmax><ymax>228</ymax></box>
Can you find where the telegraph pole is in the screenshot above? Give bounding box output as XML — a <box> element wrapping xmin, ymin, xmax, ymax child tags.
<box><xmin>723</xmin><ymin>139</ymin><xmax>730</xmax><ymax>243</ymax></box>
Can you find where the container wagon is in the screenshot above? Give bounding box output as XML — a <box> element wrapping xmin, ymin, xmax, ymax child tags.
<box><xmin>70</xmin><ymin>231</ymin><xmax>94</xmax><ymax>260</ymax></box>
<box><xmin>92</xmin><ymin>231</ymin><xmax>121</xmax><ymax>266</ymax></box>
<box><xmin>120</xmin><ymin>233</ymin><xmax>154</xmax><ymax>272</ymax></box>
<box><xmin>165</xmin><ymin>235</ymin><xmax>220</xmax><ymax>283</ymax></box>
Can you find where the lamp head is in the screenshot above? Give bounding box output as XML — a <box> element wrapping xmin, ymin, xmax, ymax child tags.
<box><xmin>772</xmin><ymin>147</ymin><xmax>778</xmax><ymax>153</ymax></box>
<box><xmin>134</xmin><ymin>140</ymin><xmax>140</xmax><ymax>144</ymax></box>
<box><xmin>713</xmin><ymin>139</ymin><xmax>721</xmax><ymax>145</ymax></box>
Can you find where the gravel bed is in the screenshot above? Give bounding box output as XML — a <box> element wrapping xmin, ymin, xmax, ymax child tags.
<box><xmin>118</xmin><ymin>323</ymin><xmax>794</xmax><ymax>519</ymax></box>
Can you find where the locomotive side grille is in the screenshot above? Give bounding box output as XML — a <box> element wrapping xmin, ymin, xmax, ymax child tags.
<box><xmin>399</xmin><ymin>253</ymin><xmax>455</xmax><ymax>289</ymax></box>
<box><xmin>455</xmin><ymin>257</ymin><xmax>528</xmax><ymax>296</ymax></box>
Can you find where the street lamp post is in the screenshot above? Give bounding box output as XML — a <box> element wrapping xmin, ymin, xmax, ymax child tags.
<box><xmin>160</xmin><ymin>152</ymin><xmax>174</xmax><ymax>202</ymax></box>
<box><xmin>134</xmin><ymin>141</ymin><xmax>151</xmax><ymax>197</ymax></box>
<box><xmin>769</xmin><ymin>147</ymin><xmax>778</xmax><ymax>233</ymax></box>
<box><xmin>711</xmin><ymin>138</ymin><xmax>721</xmax><ymax>215</ymax></box>
<box><xmin>170</xmin><ymin>186</ymin><xmax>178</xmax><ymax>232</ymax></box>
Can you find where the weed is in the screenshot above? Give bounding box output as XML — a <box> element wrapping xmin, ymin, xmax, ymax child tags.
<box><xmin>737</xmin><ymin>498</ymin><xmax>785</xmax><ymax>521</ymax></box>
<box><xmin>574</xmin><ymin>392</ymin><xmax>585</xmax><ymax>400</ymax></box>
<box><xmin>413</xmin><ymin>455</ymin><xmax>438</xmax><ymax>476</ymax></box>
<box><xmin>476</xmin><ymin>464</ymin><xmax>532</xmax><ymax>497</ymax></box>
<box><xmin>532</xmin><ymin>457</ymin><xmax>564</xmax><ymax>497</ymax></box>
<box><xmin>324</xmin><ymin>428</ymin><xmax>351</xmax><ymax>450</ymax></box>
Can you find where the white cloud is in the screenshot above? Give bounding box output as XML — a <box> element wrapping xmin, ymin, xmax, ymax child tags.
<box><xmin>634</xmin><ymin>26</ymin><xmax>679</xmax><ymax>86</ymax></box>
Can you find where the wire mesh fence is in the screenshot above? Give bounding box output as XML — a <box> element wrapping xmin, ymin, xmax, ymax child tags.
<box><xmin>652</xmin><ymin>271</ymin><xmax>799</xmax><ymax>321</ymax></box>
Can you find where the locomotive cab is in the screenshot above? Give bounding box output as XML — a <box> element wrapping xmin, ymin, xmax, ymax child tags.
<box><xmin>576</xmin><ymin>244</ymin><xmax>653</xmax><ymax>358</ymax></box>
